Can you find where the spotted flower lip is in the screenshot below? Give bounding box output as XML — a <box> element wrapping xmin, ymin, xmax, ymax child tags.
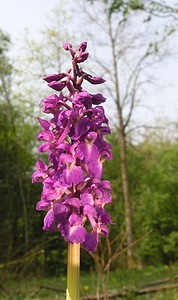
<box><xmin>32</xmin><ymin>42</ymin><xmax>112</xmax><ymax>252</ymax></box>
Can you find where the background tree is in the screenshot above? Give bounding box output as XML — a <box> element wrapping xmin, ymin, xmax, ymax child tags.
<box><xmin>106</xmin><ymin>127</ymin><xmax>178</xmax><ymax>263</ymax></box>
<box><xmin>109</xmin><ymin>0</ymin><xmax>178</xmax><ymax>19</ymax></box>
<box><xmin>78</xmin><ymin>0</ymin><xmax>177</xmax><ymax>268</ymax></box>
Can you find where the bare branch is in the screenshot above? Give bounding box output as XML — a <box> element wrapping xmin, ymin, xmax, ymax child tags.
<box><xmin>104</xmin><ymin>229</ymin><xmax>153</xmax><ymax>272</ymax></box>
<box><xmin>143</xmin><ymin>1</ymin><xmax>178</xmax><ymax>20</ymax></box>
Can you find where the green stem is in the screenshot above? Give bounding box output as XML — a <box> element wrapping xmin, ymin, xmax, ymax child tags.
<box><xmin>66</xmin><ymin>242</ymin><xmax>80</xmax><ymax>300</ymax></box>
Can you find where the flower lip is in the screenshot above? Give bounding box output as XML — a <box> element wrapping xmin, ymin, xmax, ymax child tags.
<box><xmin>82</xmin><ymin>232</ymin><xmax>99</xmax><ymax>252</ymax></box>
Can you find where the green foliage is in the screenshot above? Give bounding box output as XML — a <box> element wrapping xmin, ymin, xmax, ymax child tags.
<box><xmin>133</xmin><ymin>141</ymin><xmax>178</xmax><ymax>265</ymax></box>
<box><xmin>103</xmin><ymin>132</ymin><xmax>178</xmax><ymax>268</ymax></box>
<box><xmin>0</xmin><ymin>29</ymin><xmax>67</xmax><ymax>276</ymax></box>
<box><xmin>0</xmin><ymin>98</ymin><xmax>69</xmax><ymax>276</ymax></box>
<box><xmin>0</xmin><ymin>29</ymin><xmax>10</xmax><ymax>53</ymax></box>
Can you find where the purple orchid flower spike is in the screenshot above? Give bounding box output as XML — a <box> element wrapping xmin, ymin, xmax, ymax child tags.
<box><xmin>32</xmin><ymin>42</ymin><xmax>112</xmax><ymax>252</ymax></box>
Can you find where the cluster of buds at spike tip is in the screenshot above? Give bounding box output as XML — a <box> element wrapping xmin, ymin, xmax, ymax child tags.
<box><xmin>32</xmin><ymin>42</ymin><xmax>112</xmax><ymax>252</ymax></box>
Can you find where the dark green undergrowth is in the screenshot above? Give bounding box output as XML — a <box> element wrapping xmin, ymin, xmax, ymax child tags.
<box><xmin>1</xmin><ymin>264</ymin><xmax>178</xmax><ymax>300</ymax></box>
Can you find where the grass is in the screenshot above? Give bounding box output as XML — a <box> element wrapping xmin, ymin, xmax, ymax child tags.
<box><xmin>1</xmin><ymin>264</ymin><xmax>178</xmax><ymax>300</ymax></box>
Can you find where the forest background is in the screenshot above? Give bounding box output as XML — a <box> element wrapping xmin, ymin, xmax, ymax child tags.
<box><xmin>0</xmin><ymin>0</ymin><xmax>178</xmax><ymax>299</ymax></box>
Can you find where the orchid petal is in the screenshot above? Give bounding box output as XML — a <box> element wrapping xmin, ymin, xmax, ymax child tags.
<box><xmin>43</xmin><ymin>209</ymin><xmax>56</xmax><ymax>231</ymax></box>
<box><xmin>83</xmin><ymin>232</ymin><xmax>99</xmax><ymax>252</ymax></box>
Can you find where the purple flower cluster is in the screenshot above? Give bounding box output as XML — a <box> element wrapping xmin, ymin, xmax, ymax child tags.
<box><xmin>32</xmin><ymin>42</ymin><xmax>112</xmax><ymax>252</ymax></box>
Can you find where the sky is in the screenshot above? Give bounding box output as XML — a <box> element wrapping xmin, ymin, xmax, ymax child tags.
<box><xmin>0</xmin><ymin>0</ymin><xmax>178</xmax><ymax>127</ymax></box>
<box><xmin>0</xmin><ymin>0</ymin><xmax>57</xmax><ymax>38</ymax></box>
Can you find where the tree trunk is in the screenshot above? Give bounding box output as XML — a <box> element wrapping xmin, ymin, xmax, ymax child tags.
<box><xmin>108</xmin><ymin>17</ymin><xmax>135</xmax><ymax>268</ymax></box>
<box><xmin>118</xmin><ymin>115</ymin><xmax>135</xmax><ymax>268</ymax></box>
